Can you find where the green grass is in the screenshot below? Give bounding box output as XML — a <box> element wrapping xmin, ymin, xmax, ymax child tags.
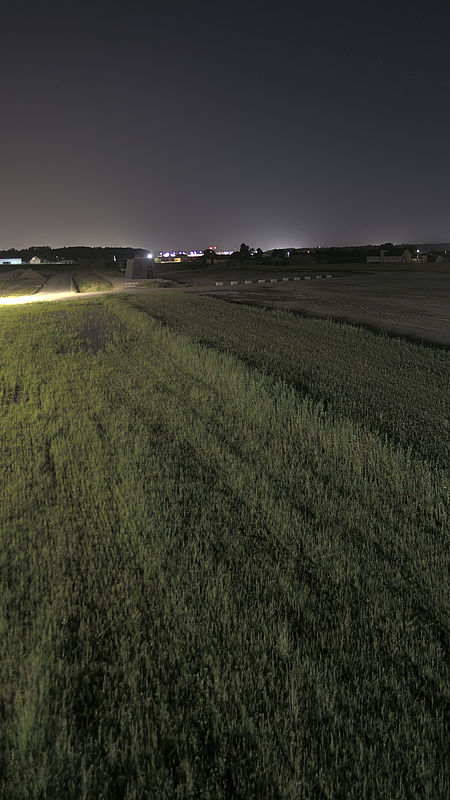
<box><xmin>71</xmin><ymin>269</ymin><xmax>112</xmax><ymax>293</ymax></box>
<box><xmin>0</xmin><ymin>280</ymin><xmax>41</xmax><ymax>298</ymax></box>
<box><xmin>123</xmin><ymin>292</ymin><xmax>450</xmax><ymax>467</ymax></box>
<box><xmin>0</xmin><ymin>295</ymin><xmax>448</xmax><ymax>799</ymax></box>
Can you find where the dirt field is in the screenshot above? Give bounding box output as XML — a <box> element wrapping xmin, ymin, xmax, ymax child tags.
<box><xmin>37</xmin><ymin>272</ymin><xmax>72</xmax><ymax>293</ymax></box>
<box><xmin>175</xmin><ymin>262</ymin><xmax>450</xmax><ymax>348</ymax></box>
<box><xmin>1</xmin><ymin>260</ymin><xmax>448</xmax><ymax>347</ymax></box>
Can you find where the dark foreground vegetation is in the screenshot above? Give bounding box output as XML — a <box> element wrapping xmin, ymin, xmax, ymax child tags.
<box><xmin>0</xmin><ymin>294</ymin><xmax>448</xmax><ymax>799</ymax></box>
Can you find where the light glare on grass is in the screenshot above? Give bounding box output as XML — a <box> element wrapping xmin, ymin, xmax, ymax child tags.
<box><xmin>0</xmin><ymin>291</ymin><xmax>74</xmax><ymax>306</ymax></box>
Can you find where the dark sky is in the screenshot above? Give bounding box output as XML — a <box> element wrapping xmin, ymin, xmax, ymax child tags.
<box><xmin>1</xmin><ymin>0</ymin><xmax>449</xmax><ymax>250</ymax></box>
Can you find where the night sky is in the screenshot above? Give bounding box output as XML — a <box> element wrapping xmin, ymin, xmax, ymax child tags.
<box><xmin>1</xmin><ymin>0</ymin><xmax>449</xmax><ymax>251</ymax></box>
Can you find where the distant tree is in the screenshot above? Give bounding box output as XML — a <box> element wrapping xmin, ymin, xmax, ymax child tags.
<box><xmin>203</xmin><ymin>248</ymin><xmax>215</xmax><ymax>265</ymax></box>
<box><xmin>239</xmin><ymin>242</ymin><xmax>251</xmax><ymax>260</ymax></box>
<box><xmin>270</xmin><ymin>248</ymin><xmax>287</xmax><ymax>264</ymax></box>
<box><xmin>255</xmin><ymin>247</ymin><xmax>263</xmax><ymax>261</ymax></box>
<box><xmin>380</xmin><ymin>242</ymin><xmax>394</xmax><ymax>248</ymax></box>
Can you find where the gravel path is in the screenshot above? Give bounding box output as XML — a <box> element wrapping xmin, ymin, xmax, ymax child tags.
<box><xmin>37</xmin><ymin>272</ymin><xmax>73</xmax><ymax>294</ymax></box>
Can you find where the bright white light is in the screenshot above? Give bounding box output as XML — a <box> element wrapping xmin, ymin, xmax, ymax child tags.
<box><xmin>163</xmin><ymin>252</ymin><xmax>170</xmax><ymax>257</ymax></box>
<box><xmin>147</xmin><ymin>253</ymin><xmax>153</xmax><ymax>259</ymax></box>
<box><xmin>0</xmin><ymin>295</ymin><xmax>35</xmax><ymax>305</ymax></box>
<box><xmin>0</xmin><ymin>290</ymin><xmax>74</xmax><ymax>306</ymax></box>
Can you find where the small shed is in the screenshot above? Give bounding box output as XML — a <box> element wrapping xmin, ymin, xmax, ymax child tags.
<box><xmin>125</xmin><ymin>257</ymin><xmax>153</xmax><ymax>278</ymax></box>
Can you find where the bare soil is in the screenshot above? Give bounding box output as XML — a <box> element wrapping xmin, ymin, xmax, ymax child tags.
<box><xmin>37</xmin><ymin>272</ymin><xmax>72</xmax><ymax>294</ymax></box>
<box><xmin>179</xmin><ymin>263</ymin><xmax>450</xmax><ymax>348</ymax></box>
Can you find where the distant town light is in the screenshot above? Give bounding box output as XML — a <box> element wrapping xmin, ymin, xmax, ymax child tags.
<box><xmin>147</xmin><ymin>252</ymin><xmax>153</xmax><ymax>259</ymax></box>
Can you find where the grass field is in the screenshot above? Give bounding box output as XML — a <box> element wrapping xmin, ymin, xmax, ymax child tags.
<box><xmin>0</xmin><ymin>294</ymin><xmax>448</xmax><ymax>798</ymax></box>
<box><xmin>0</xmin><ymin>283</ymin><xmax>40</xmax><ymax>298</ymax></box>
<box><xmin>71</xmin><ymin>269</ymin><xmax>111</xmax><ymax>293</ymax></box>
<box><xmin>0</xmin><ymin>272</ymin><xmax>43</xmax><ymax>298</ymax></box>
<box><xmin>154</xmin><ymin>261</ymin><xmax>450</xmax><ymax>348</ymax></box>
<box><xmin>123</xmin><ymin>292</ymin><xmax>449</xmax><ymax>467</ymax></box>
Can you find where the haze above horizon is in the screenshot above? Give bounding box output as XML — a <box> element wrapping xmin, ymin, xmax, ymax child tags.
<box><xmin>1</xmin><ymin>0</ymin><xmax>449</xmax><ymax>250</ymax></box>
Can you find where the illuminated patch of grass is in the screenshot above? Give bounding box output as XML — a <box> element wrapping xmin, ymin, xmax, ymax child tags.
<box><xmin>71</xmin><ymin>270</ymin><xmax>111</xmax><ymax>293</ymax></box>
<box><xmin>0</xmin><ymin>295</ymin><xmax>448</xmax><ymax>798</ymax></box>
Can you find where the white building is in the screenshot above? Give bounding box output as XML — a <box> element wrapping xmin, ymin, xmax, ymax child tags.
<box><xmin>367</xmin><ymin>248</ymin><xmax>413</xmax><ymax>264</ymax></box>
<box><xmin>0</xmin><ymin>258</ymin><xmax>22</xmax><ymax>265</ymax></box>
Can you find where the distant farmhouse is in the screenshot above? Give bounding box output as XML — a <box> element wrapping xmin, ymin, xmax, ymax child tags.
<box><xmin>367</xmin><ymin>247</ymin><xmax>414</xmax><ymax>264</ymax></box>
<box><xmin>420</xmin><ymin>251</ymin><xmax>448</xmax><ymax>263</ymax></box>
<box><xmin>29</xmin><ymin>256</ymin><xmax>42</xmax><ymax>265</ymax></box>
<box><xmin>0</xmin><ymin>257</ymin><xmax>22</xmax><ymax>265</ymax></box>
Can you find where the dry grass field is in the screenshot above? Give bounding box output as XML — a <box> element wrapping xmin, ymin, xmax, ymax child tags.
<box><xmin>1</xmin><ymin>294</ymin><xmax>448</xmax><ymax>798</ymax></box>
<box><xmin>152</xmin><ymin>262</ymin><xmax>450</xmax><ymax>347</ymax></box>
<box><xmin>196</xmin><ymin>264</ymin><xmax>450</xmax><ymax>348</ymax></box>
<box><xmin>3</xmin><ymin>261</ymin><xmax>448</xmax><ymax>348</ymax></box>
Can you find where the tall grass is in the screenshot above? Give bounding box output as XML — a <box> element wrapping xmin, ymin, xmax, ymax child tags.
<box><xmin>124</xmin><ymin>292</ymin><xmax>450</xmax><ymax>467</ymax></box>
<box><xmin>71</xmin><ymin>270</ymin><xmax>111</xmax><ymax>293</ymax></box>
<box><xmin>0</xmin><ymin>296</ymin><xmax>448</xmax><ymax>798</ymax></box>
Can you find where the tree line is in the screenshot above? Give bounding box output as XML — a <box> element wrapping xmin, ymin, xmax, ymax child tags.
<box><xmin>0</xmin><ymin>246</ymin><xmax>148</xmax><ymax>262</ymax></box>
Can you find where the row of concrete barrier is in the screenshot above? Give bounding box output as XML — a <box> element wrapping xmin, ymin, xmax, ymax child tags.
<box><xmin>215</xmin><ymin>274</ymin><xmax>333</xmax><ymax>287</ymax></box>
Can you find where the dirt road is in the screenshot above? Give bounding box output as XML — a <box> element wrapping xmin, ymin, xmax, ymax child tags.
<box><xmin>38</xmin><ymin>272</ymin><xmax>73</xmax><ymax>295</ymax></box>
